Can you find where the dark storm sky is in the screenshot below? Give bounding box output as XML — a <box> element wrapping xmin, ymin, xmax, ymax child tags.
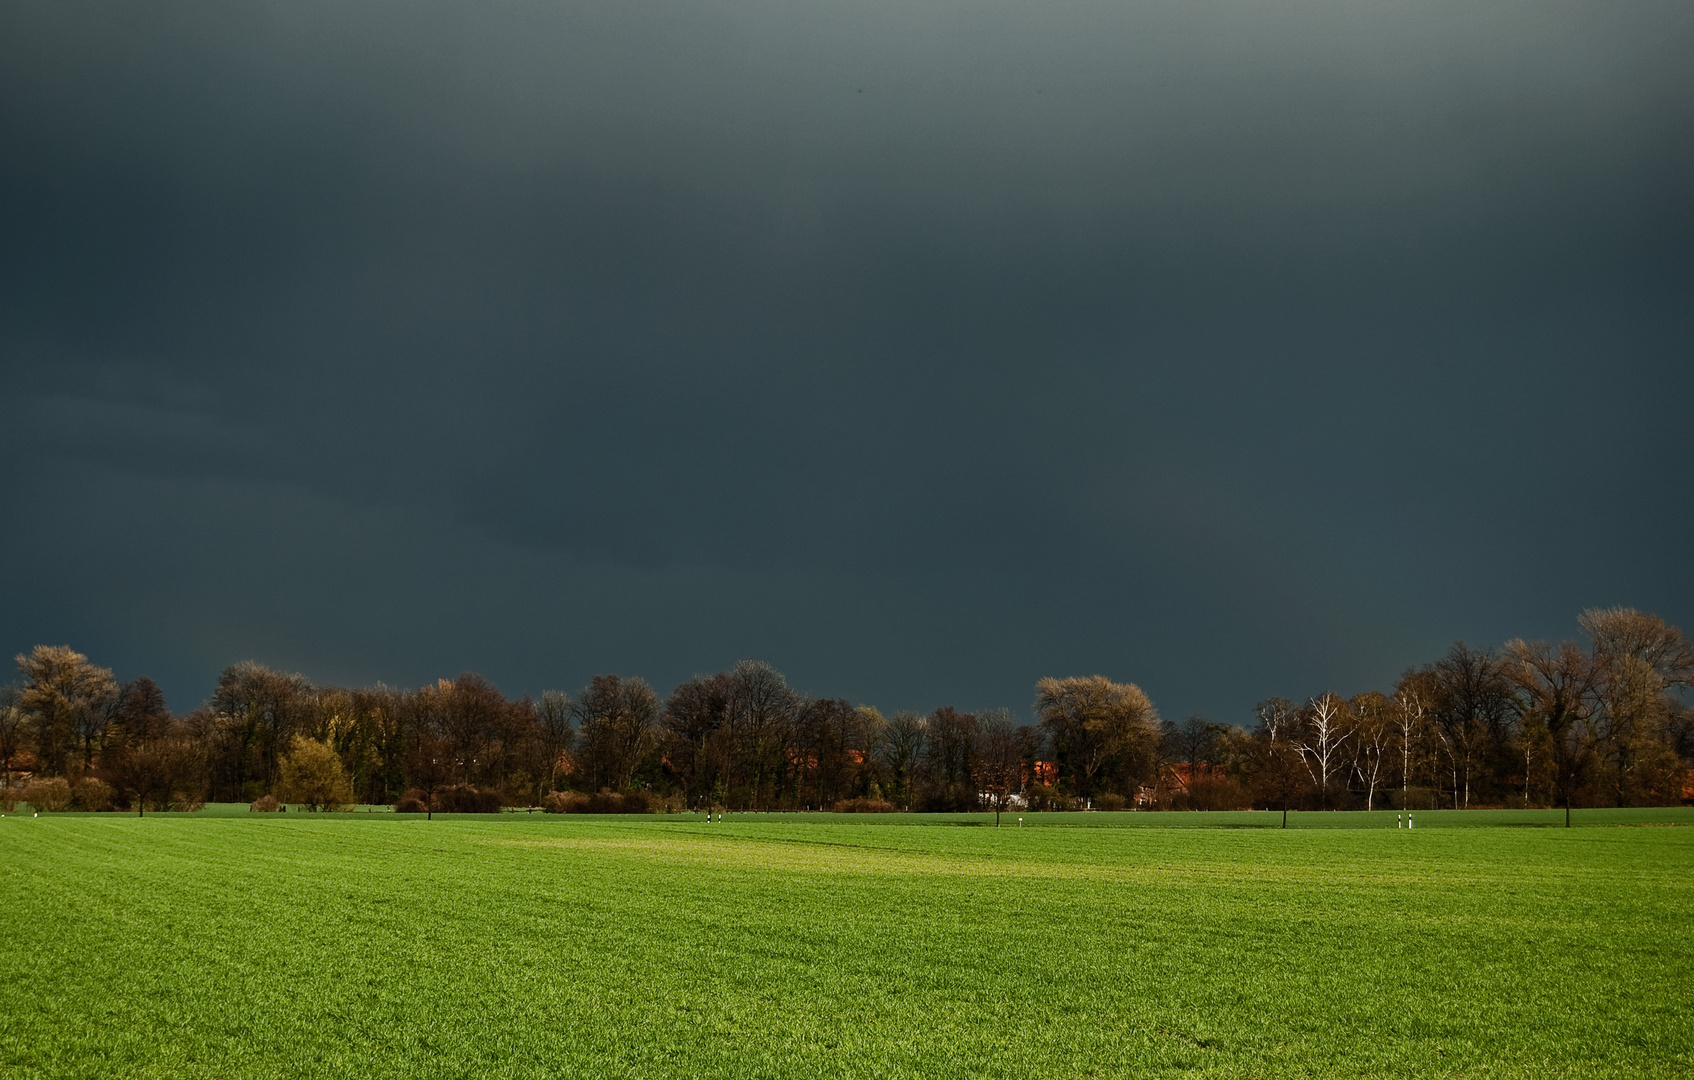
<box><xmin>2</xmin><ymin>0</ymin><xmax>1690</xmax><ymax>722</ymax></box>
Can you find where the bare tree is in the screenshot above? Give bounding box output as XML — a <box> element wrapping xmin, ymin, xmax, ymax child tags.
<box><xmin>1254</xmin><ymin>697</ymin><xmax>1303</xmax><ymax>827</ymax></box>
<box><xmin>1426</xmin><ymin>643</ymin><xmax>1513</xmax><ymax>809</ymax></box>
<box><xmin>793</xmin><ymin>698</ymin><xmax>865</xmax><ymax>809</ymax></box>
<box><xmin>98</xmin><ymin>676</ymin><xmax>181</xmax><ymax>814</ymax></box>
<box><xmin>1294</xmin><ymin>693</ymin><xmax>1352</xmax><ymax>811</ymax></box>
<box><xmin>538</xmin><ymin>690</ymin><xmax>575</xmax><ymax>795</ymax></box>
<box><xmin>103</xmin><ymin>710</ymin><xmax>204</xmax><ymax>815</ymax></box>
<box><xmin>972</xmin><ymin>709</ymin><xmax>1022</xmax><ymax>825</ymax></box>
<box><xmin>1581</xmin><ymin>607</ymin><xmax>1694</xmax><ymax>807</ymax></box>
<box><xmin>663</xmin><ymin>674</ymin><xmax>731</xmax><ymax>808</ymax></box>
<box><xmin>723</xmin><ymin>660</ymin><xmax>798</xmax><ymax>809</ymax></box>
<box><xmin>1391</xmin><ymin>674</ymin><xmax>1432</xmax><ymax>800</ymax></box>
<box><xmin>210</xmin><ymin>661</ymin><xmax>311</xmax><ymax>800</ymax></box>
<box><xmin>1159</xmin><ymin>714</ymin><xmax>1221</xmax><ymax>807</ymax></box>
<box><xmin>874</xmin><ymin>711</ymin><xmax>926</xmax><ymax>810</ymax></box>
<box><xmin>1582</xmin><ymin>607</ymin><xmax>1694</xmax><ymax>686</ymax></box>
<box><xmin>111</xmin><ymin>678</ymin><xmax>172</xmax><ymax>744</ymax></box>
<box><xmin>0</xmin><ymin>686</ymin><xmax>24</xmax><ymax>791</ymax></box>
<box><xmin>404</xmin><ymin>728</ymin><xmax>453</xmax><ymax>819</ymax></box>
<box><xmin>80</xmin><ymin>688</ymin><xmax>121</xmax><ymax>772</ymax></box>
<box><xmin>573</xmin><ymin>674</ymin><xmax>661</xmax><ymax>792</ymax></box>
<box><xmin>1504</xmin><ymin>638</ymin><xmax>1598</xmax><ymax>826</ymax></box>
<box><xmin>1349</xmin><ymin>692</ymin><xmax>1393</xmax><ymax>811</ymax></box>
<box><xmin>924</xmin><ymin>706</ymin><xmax>979</xmax><ymax>809</ymax></box>
<box><xmin>297</xmin><ymin>685</ymin><xmax>393</xmax><ymax>806</ymax></box>
<box><xmin>431</xmin><ymin>674</ymin><xmax>514</xmax><ymax>788</ymax></box>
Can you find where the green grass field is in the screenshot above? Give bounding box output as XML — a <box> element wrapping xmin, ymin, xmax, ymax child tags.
<box><xmin>3</xmin><ymin>811</ymin><xmax>1691</xmax><ymax>1078</ymax></box>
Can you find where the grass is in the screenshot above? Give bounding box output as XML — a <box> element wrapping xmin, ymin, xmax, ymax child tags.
<box><xmin>35</xmin><ymin>803</ymin><xmax>1694</xmax><ymax>826</ymax></box>
<box><xmin>1</xmin><ymin>811</ymin><xmax>1690</xmax><ymax>1078</ymax></box>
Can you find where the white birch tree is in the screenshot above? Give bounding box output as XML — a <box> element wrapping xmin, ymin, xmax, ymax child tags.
<box><xmin>1295</xmin><ymin>693</ymin><xmax>1352</xmax><ymax>810</ymax></box>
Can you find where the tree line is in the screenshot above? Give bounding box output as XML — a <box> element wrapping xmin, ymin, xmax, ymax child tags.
<box><xmin>1</xmin><ymin>607</ymin><xmax>1689</xmax><ymax>818</ymax></box>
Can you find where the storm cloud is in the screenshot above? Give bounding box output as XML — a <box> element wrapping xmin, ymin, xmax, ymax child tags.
<box><xmin>2</xmin><ymin>0</ymin><xmax>1690</xmax><ymax>720</ymax></box>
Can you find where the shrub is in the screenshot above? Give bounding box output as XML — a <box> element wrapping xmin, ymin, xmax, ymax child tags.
<box><xmin>1391</xmin><ymin>787</ymin><xmax>1440</xmax><ymax>811</ymax></box>
<box><xmin>1182</xmin><ymin>775</ymin><xmax>1251</xmax><ymax>811</ymax></box>
<box><xmin>395</xmin><ymin>790</ymin><xmax>430</xmax><ymax>813</ymax></box>
<box><xmin>0</xmin><ymin>788</ymin><xmax>18</xmax><ymax>812</ymax></box>
<box><xmin>916</xmin><ymin>783</ymin><xmax>978</xmax><ymax>813</ymax></box>
<box><xmin>250</xmin><ymin>794</ymin><xmax>281</xmax><ymax>812</ymax></box>
<box><xmin>724</xmin><ymin>785</ymin><xmax>754</xmax><ymax>811</ymax></box>
<box><xmin>1094</xmin><ymin>793</ymin><xmax>1128</xmax><ymax>811</ymax></box>
<box><xmin>833</xmin><ymin>797</ymin><xmax>896</xmax><ymax>813</ymax></box>
<box><xmin>541</xmin><ymin>790</ymin><xmax>652</xmax><ymax>814</ymax></box>
<box><xmin>23</xmin><ymin>777</ymin><xmax>74</xmax><ymax>812</ymax></box>
<box><xmin>1024</xmin><ymin>784</ymin><xmax>1081</xmax><ymax>811</ymax></box>
<box><xmin>74</xmin><ymin>776</ymin><xmax>115</xmax><ymax>812</ymax></box>
<box><xmin>431</xmin><ymin>785</ymin><xmax>503</xmax><ymax>814</ymax></box>
<box><xmin>170</xmin><ymin>792</ymin><xmax>206</xmax><ymax>813</ymax></box>
<box><xmin>540</xmin><ymin>790</ymin><xmax>578</xmax><ymax>813</ymax></box>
